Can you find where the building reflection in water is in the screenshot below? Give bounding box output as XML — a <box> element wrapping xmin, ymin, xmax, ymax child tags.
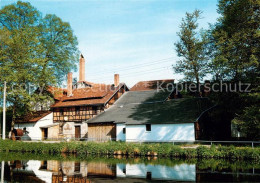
<box><xmin>1</xmin><ymin>159</ymin><xmax>195</xmax><ymax>183</ymax></box>
<box><xmin>117</xmin><ymin>163</ymin><xmax>195</xmax><ymax>181</ymax></box>
<box><xmin>1</xmin><ymin>159</ymin><xmax>259</xmax><ymax>182</ymax></box>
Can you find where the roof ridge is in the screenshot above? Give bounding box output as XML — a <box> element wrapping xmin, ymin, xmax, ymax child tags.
<box><xmin>135</xmin><ymin>79</ymin><xmax>174</xmax><ymax>82</ymax></box>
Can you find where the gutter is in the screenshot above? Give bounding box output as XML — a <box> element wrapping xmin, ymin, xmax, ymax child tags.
<box><xmin>51</xmin><ymin>103</ymin><xmax>104</xmax><ymax>108</ymax></box>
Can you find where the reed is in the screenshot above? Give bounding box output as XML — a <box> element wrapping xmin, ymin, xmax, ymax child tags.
<box><xmin>0</xmin><ymin>140</ymin><xmax>259</xmax><ymax>160</ymax></box>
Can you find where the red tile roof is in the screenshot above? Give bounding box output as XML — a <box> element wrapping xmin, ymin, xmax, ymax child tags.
<box><xmin>131</xmin><ymin>79</ymin><xmax>174</xmax><ymax>91</ymax></box>
<box><xmin>77</xmin><ymin>80</ymin><xmax>94</xmax><ymax>85</ymax></box>
<box><xmin>51</xmin><ymin>83</ymin><xmax>127</xmax><ymax>108</ymax></box>
<box><xmin>15</xmin><ymin>111</ymin><xmax>52</xmax><ymax>123</ymax></box>
<box><xmin>63</xmin><ymin>84</ymin><xmax>111</xmax><ymax>101</ymax></box>
<box><xmin>47</xmin><ymin>86</ymin><xmax>67</xmax><ymax>100</ymax></box>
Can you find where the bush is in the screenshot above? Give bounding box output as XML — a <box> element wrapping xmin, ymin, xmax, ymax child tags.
<box><xmin>0</xmin><ymin>140</ymin><xmax>260</xmax><ymax>160</ymax></box>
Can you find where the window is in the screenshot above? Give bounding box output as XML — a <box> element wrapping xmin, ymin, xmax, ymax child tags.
<box><xmin>60</xmin><ymin>109</ymin><xmax>64</xmax><ymax>116</ymax></box>
<box><xmin>123</xmin><ymin>128</ymin><xmax>126</xmax><ymax>134</ymax></box>
<box><xmin>74</xmin><ymin>162</ymin><xmax>80</xmax><ymax>172</ymax></box>
<box><xmin>146</xmin><ymin>172</ymin><xmax>152</xmax><ymax>180</ymax></box>
<box><xmin>92</xmin><ymin>106</ymin><xmax>98</xmax><ymax>115</ymax></box>
<box><xmin>76</xmin><ymin>107</ymin><xmax>80</xmax><ymax>115</ymax></box>
<box><xmin>146</xmin><ymin>124</ymin><xmax>151</xmax><ymax>131</ymax></box>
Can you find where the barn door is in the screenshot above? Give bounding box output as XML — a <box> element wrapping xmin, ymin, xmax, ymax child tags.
<box><xmin>75</xmin><ymin>126</ymin><xmax>81</xmax><ymax>139</ymax></box>
<box><xmin>41</xmin><ymin>128</ymin><xmax>48</xmax><ymax>140</ymax></box>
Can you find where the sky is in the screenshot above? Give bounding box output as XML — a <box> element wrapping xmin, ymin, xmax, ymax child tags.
<box><xmin>1</xmin><ymin>0</ymin><xmax>219</xmax><ymax>87</ymax></box>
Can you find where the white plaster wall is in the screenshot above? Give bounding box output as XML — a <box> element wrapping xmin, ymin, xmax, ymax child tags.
<box><xmin>61</xmin><ymin>161</ymin><xmax>75</xmax><ymax>175</ymax></box>
<box><xmin>26</xmin><ymin>160</ymin><xmax>53</xmax><ymax>183</ymax></box>
<box><xmin>14</xmin><ymin>113</ymin><xmax>53</xmax><ymax>140</ymax></box>
<box><xmin>62</xmin><ymin>122</ymin><xmax>75</xmax><ymax>138</ymax></box>
<box><xmin>125</xmin><ymin>123</ymin><xmax>195</xmax><ymax>142</ymax></box>
<box><xmin>116</xmin><ymin>164</ymin><xmax>126</xmax><ymax>177</ymax></box>
<box><xmin>116</xmin><ymin>124</ymin><xmax>126</xmax><ymax>141</ymax></box>
<box><xmin>63</xmin><ymin>122</ymin><xmax>88</xmax><ymax>138</ymax></box>
<box><xmin>117</xmin><ymin>163</ymin><xmax>195</xmax><ymax>181</ymax></box>
<box><xmin>81</xmin><ymin>123</ymin><xmax>88</xmax><ymax>138</ymax></box>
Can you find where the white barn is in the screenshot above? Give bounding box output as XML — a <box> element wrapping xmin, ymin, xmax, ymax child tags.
<box><xmin>87</xmin><ymin>88</ymin><xmax>211</xmax><ymax>142</ymax></box>
<box><xmin>117</xmin><ymin>123</ymin><xmax>195</xmax><ymax>142</ymax></box>
<box><xmin>14</xmin><ymin>111</ymin><xmax>59</xmax><ymax>140</ymax></box>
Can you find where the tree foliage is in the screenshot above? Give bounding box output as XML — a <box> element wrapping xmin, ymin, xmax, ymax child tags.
<box><xmin>39</xmin><ymin>14</ymin><xmax>79</xmax><ymax>83</ymax></box>
<box><xmin>209</xmin><ymin>0</ymin><xmax>260</xmax><ymax>140</ymax></box>
<box><xmin>232</xmin><ymin>104</ymin><xmax>260</xmax><ymax>140</ymax></box>
<box><xmin>0</xmin><ymin>1</ymin><xmax>78</xmax><ymax>128</ymax></box>
<box><xmin>210</xmin><ymin>0</ymin><xmax>260</xmax><ymax>81</ymax></box>
<box><xmin>174</xmin><ymin>10</ymin><xmax>209</xmax><ymax>85</ymax></box>
<box><xmin>175</xmin><ymin>1</ymin><xmax>259</xmax><ymax>139</ymax></box>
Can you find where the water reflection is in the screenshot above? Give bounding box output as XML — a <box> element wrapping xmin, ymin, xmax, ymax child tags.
<box><xmin>0</xmin><ymin>157</ymin><xmax>260</xmax><ymax>182</ymax></box>
<box><xmin>117</xmin><ymin>163</ymin><xmax>195</xmax><ymax>181</ymax></box>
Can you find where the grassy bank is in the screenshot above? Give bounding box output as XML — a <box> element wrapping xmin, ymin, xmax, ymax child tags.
<box><xmin>0</xmin><ymin>140</ymin><xmax>260</xmax><ymax>160</ymax></box>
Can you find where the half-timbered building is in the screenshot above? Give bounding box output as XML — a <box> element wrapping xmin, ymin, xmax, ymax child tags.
<box><xmin>14</xmin><ymin>54</ymin><xmax>128</xmax><ymax>140</ymax></box>
<box><xmin>50</xmin><ymin>54</ymin><xmax>128</xmax><ymax>139</ymax></box>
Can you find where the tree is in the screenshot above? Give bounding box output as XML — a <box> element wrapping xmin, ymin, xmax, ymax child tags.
<box><xmin>39</xmin><ymin>14</ymin><xmax>79</xmax><ymax>83</ymax></box>
<box><xmin>210</xmin><ymin>0</ymin><xmax>260</xmax><ymax>81</ymax></box>
<box><xmin>232</xmin><ymin>104</ymin><xmax>260</xmax><ymax>140</ymax></box>
<box><xmin>0</xmin><ymin>1</ymin><xmax>78</xmax><ymax>129</ymax></box>
<box><xmin>174</xmin><ymin>10</ymin><xmax>209</xmax><ymax>87</ymax></box>
<box><xmin>209</xmin><ymin>0</ymin><xmax>260</xmax><ymax>139</ymax></box>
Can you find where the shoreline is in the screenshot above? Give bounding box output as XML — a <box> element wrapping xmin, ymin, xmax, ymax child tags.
<box><xmin>0</xmin><ymin>140</ymin><xmax>259</xmax><ymax>160</ymax></box>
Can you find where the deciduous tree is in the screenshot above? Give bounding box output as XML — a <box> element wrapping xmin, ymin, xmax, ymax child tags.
<box><xmin>0</xmin><ymin>1</ymin><xmax>78</xmax><ymax>129</ymax></box>
<box><xmin>174</xmin><ymin>10</ymin><xmax>209</xmax><ymax>87</ymax></box>
<box><xmin>209</xmin><ymin>0</ymin><xmax>260</xmax><ymax>140</ymax></box>
<box><xmin>211</xmin><ymin>0</ymin><xmax>260</xmax><ymax>81</ymax></box>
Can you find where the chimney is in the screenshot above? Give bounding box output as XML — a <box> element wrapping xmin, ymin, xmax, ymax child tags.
<box><xmin>114</xmin><ymin>74</ymin><xmax>119</xmax><ymax>87</ymax></box>
<box><xmin>79</xmin><ymin>54</ymin><xmax>85</xmax><ymax>81</ymax></box>
<box><xmin>67</xmin><ymin>72</ymin><xmax>73</xmax><ymax>96</ymax></box>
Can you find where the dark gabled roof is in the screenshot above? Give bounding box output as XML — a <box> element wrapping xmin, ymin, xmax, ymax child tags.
<box><xmin>115</xmin><ymin>90</ymin><xmax>171</xmax><ymax>105</ymax></box>
<box><xmin>86</xmin><ymin>90</ymin><xmax>212</xmax><ymax>125</ymax></box>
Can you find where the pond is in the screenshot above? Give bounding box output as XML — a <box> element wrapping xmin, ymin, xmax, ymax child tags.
<box><xmin>0</xmin><ymin>153</ymin><xmax>259</xmax><ymax>182</ymax></box>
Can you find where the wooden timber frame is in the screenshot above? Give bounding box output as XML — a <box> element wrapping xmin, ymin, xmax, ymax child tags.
<box><xmin>53</xmin><ymin>105</ymin><xmax>103</xmax><ymax>122</ymax></box>
<box><xmin>53</xmin><ymin>86</ymin><xmax>126</xmax><ymax>123</ymax></box>
<box><xmin>194</xmin><ymin>121</ymin><xmax>200</xmax><ymax>140</ymax></box>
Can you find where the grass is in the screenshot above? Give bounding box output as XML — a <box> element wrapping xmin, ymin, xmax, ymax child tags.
<box><xmin>0</xmin><ymin>140</ymin><xmax>260</xmax><ymax>160</ymax></box>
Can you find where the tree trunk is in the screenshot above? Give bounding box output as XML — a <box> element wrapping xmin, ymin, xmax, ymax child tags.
<box><xmin>11</xmin><ymin>105</ymin><xmax>16</xmax><ymax>130</ymax></box>
<box><xmin>196</xmin><ymin>75</ymin><xmax>200</xmax><ymax>88</ymax></box>
<box><xmin>194</xmin><ymin>66</ymin><xmax>200</xmax><ymax>95</ymax></box>
<box><xmin>196</xmin><ymin>75</ymin><xmax>201</xmax><ymax>97</ymax></box>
